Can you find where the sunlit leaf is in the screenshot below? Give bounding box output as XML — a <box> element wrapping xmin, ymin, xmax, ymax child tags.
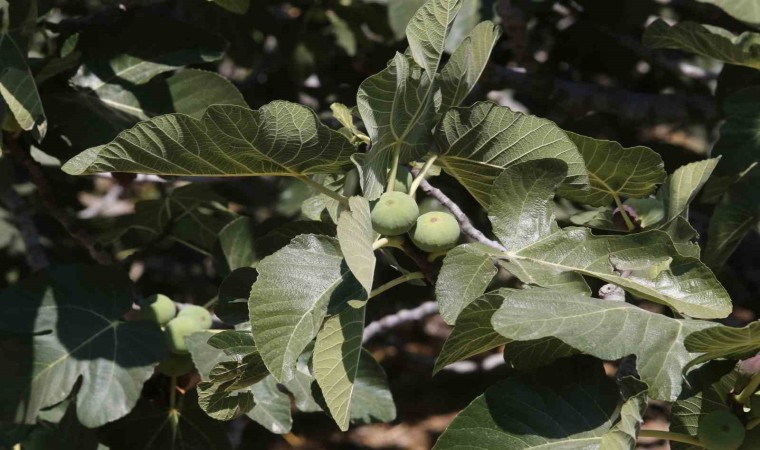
<box><xmin>63</xmin><ymin>101</ymin><xmax>354</xmax><ymax>177</ymax></box>
<box><xmin>337</xmin><ymin>197</ymin><xmax>376</xmax><ymax>295</ymax></box>
<box><xmin>491</xmin><ymin>289</ymin><xmax>717</xmax><ymax>400</ymax></box>
<box><xmin>249</xmin><ymin>235</ymin><xmax>365</xmax><ymax>382</ymax></box>
<box><xmin>435</xmin><ymin>101</ymin><xmax>589</xmax><ymax>206</ymax></box>
<box><xmin>684</xmin><ymin>321</ymin><xmax>760</xmax><ymax>368</ymax></box>
<box><xmin>436</xmin><ymin>244</ymin><xmax>497</xmax><ymax>325</ymax></box>
<box><xmin>405</xmin><ymin>0</ymin><xmax>463</xmax><ymax>78</ymax></box>
<box><xmin>0</xmin><ymin>33</ymin><xmax>45</xmax><ymax>139</ymax></box>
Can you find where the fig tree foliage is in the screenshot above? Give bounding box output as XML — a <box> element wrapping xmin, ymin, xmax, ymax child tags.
<box><xmin>1</xmin><ymin>0</ymin><xmax>760</xmax><ymax>449</ymax></box>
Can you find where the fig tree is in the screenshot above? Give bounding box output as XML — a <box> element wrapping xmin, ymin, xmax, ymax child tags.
<box><xmin>157</xmin><ymin>353</ymin><xmax>195</xmax><ymax>376</ymax></box>
<box><xmin>138</xmin><ymin>294</ymin><xmax>176</xmax><ymax>327</ymax></box>
<box><xmin>370</xmin><ymin>191</ymin><xmax>419</xmax><ymax>236</ymax></box>
<box><xmin>410</xmin><ymin>211</ymin><xmax>460</xmax><ymax>252</ymax></box>
<box><xmin>177</xmin><ymin>305</ymin><xmax>213</xmax><ymax>329</ymax></box>
<box><xmin>698</xmin><ymin>410</ymin><xmax>746</xmax><ymax>450</ymax></box>
<box><xmin>164</xmin><ymin>316</ymin><xmax>204</xmax><ymax>354</ymax></box>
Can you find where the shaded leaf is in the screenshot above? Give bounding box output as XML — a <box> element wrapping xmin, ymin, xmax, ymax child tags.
<box><xmin>658</xmin><ymin>159</ymin><xmax>720</xmax><ymax>223</ymax></box>
<box><xmin>684</xmin><ymin>321</ymin><xmax>760</xmax><ymax>368</ymax></box>
<box><xmin>488</xmin><ymin>159</ymin><xmax>567</xmax><ymax>250</ymax></box>
<box><xmin>218</xmin><ymin>217</ymin><xmax>258</xmax><ymax>271</ymax></box>
<box><xmin>563</xmin><ymin>133</ymin><xmax>666</xmax><ymax>207</ymax></box>
<box><xmin>98</xmin><ymin>391</ymin><xmax>231</xmax><ymax>450</ymax></box>
<box><xmin>643</xmin><ymin>20</ymin><xmax>760</xmax><ymax>70</ymax></box>
<box><xmin>599</xmin><ymin>378</ymin><xmax>648</xmax><ymax>450</ymax></box>
<box><xmin>0</xmin><ymin>33</ymin><xmax>45</xmax><ymax>139</ymax></box>
<box><xmin>491</xmin><ymin>289</ymin><xmax>716</xmax><ymax>400</ymax></box>
<box><xmin>434</xmin><ymin>101</ymin><xmax>588</xmax><ymax>206</ymax></box>
<box><xmin>197</xmin><ymin>381</ymin><xmax>255</xmax><ymax>421</ymax></box>
<box><xmin>249</xmin><ymin>235</ymin><xmax>365</xmax><ymax>382</ymax></box>
<box><xmin>313</xmin><ymin>305</ymin><xmax>367</xmax><ymax>430</ymax></box>
<box><xmin>186</xmin><ymin>331</ymin><xmax>228</xmax><ymax>380</ymax></box>
<box><xmin>436</xmin><ymin>244</ymin><xmax>497</xmax><ymax>325</ymax></box>
<box><xmin>337</xmin><ymin>197</ymin><xmax>376</xmax><ymax>295</ymax></box>
<box><xmin>63</xmin><ymin>101</ymin><xmax>354</xmax><ymax>177</ymax></box>
<box><xmin>209</xmin><ymin>0</ymin><xmax>249</xmax><ymax>14</ymax></box>
<box><xmin>433</xmin><ymin>358</ymin><xmax>623</xmax><ymax>449</ymax></box>
<box><xmin>705</xmin><ymin>194</ymin><xmax>758</xmax><ymax>270</ymax></box>
<box><xmin>247</xmin><ymin>376</ymin><xmax>292</xmax><ymax>434</ymax></box>
<box><xmin>387</xmin><ymin>0</ymin><xmax>427</xmax><ymax>40</ymax></box>
<box><xmin>0</xmin><ymin>265</ymin><xmax>166</xmax><ymax>427</ymax></box>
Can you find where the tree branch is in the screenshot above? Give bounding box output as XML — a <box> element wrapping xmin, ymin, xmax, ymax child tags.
<box><xmin>481</xmin><ymin>66</ymin><xmax>718</xmax><ymax>125</ymax></box>
<box><xmin>362</xmin><ymin>301</ymin><xmax>438</xmax><ymax>343</ymax></box>
<box><xmin>411</xmin><ymin>168</ymin><xmax>507</xmax><ymax>253</ymax></box>
<box><xmin>4</xmin><ymin>137</ymin><xmax>114</xmax><ymax>265</ymax></box>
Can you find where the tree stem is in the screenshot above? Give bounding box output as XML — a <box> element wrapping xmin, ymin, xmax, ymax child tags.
<box><xmin>637</xmin><ymin>430</ymin><xmax>703</xmax><ymax>447</ymax></box>
<box><xmin>613</xmin><ymin>194</ymin><xmax>635</xmax><ymax>231</ymax></box>
<box><xmin>386</xmin><ymin>148</ymin><xmax>400</xmax><ymax>193</ymax></box>
<box><xmin>298</xmin><ymin>175</ymin><xmax>349</xmax><ymax>205</ymax></box>
<box><xmin>169</xmin><ymin>376</ymin><xmax>178</xmax><ymax>410</ymax></box>
<box><xmin>736</xmin><ymin>370</ymin><xmax>760</xmax><ymax>404</ymax></box>
<box><xmin>370</xmin><ymin>272</ymin><xmax>426</xmax><ymax>298</ymax></box>
<box><xmin>408</xmin><ymin>155</ymin><xmax>437</xmax><ymax>196</ymax></box>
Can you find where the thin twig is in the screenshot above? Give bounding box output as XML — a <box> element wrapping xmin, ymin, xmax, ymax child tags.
<box><xmin>411</xmin><ymin>168</ymin><xmax>507</xmax><ymax>253</ymax></box>
<box><xmin>4</xmin><ymin>137</ymin><xmax>113</xmax><ymax>265</ymax></box>
<box><xmin>362</xmin><ymin>301</ymin><xmax>438</xmax><ymax>343</ymax></box>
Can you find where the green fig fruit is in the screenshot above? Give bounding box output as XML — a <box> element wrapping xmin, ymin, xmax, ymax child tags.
<box><xmin>157</xmin><ymin>353</ymin><xmax>195</xmax><ymax>377</ymax></box>
<box><xmin>410</xmin><ymin>212</ymin><xmax>460</xmax><ymax>252</ymax></box>
<box><xmin>370</xmin><ymin>191</ymin><xmax>419</xmax><ymax>236</ymax></box>
<box><xmin>177</xmin><ymin>305</ymin><xmax>213</xmax><ymax>330</ymax></box>
<box><xmin>164</xmin><ymin>316</ymin><xmax>204</xmax><ymax>354</ymax></box>
<box><xmin>698</xmin><ymin>410</ymin><xmax>746</xmax><ymax>450</ymax></box>
<box><xmin>418</xmin><ymin>197</ymin><xmax>450</xmax><ymax>215</ymax></box>
<box><xmin>139</xmin><ymin>294</ymin><xmax>177</xmax><ymax>327</ymax></box>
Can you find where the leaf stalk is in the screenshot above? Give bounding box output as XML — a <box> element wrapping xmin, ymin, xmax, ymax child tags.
<box><xmin>408</xmin><ymin>155</ymin><xmax>438</xmax><ymax>196</ymax></box>
<box><xmin>637</xmin><ymin>430</ymin><xmax>703</xmax><ymax>447</ymax></box>
<box><xmin>370</xmin><ymin>272</ymin><xmax>426</xmax><ymax>298</ymax></box>
<box><xmin>298</xmin><ymin>175</ymin><xmax>349</xmax><ymax>205</ymax></box>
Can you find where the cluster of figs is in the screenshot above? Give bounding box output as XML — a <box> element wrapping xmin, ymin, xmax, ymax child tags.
<box><xmin>138</xmin><ymin>294</ymin><xmax>212</xmax><ymax>376</ymax></box>
<box><xmin>347</xmin><ymin>167</ymin><xmax>461</xmax><ymax>253</ymax></box>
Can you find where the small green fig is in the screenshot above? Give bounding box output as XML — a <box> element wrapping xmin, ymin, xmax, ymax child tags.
<box><xmin>139</xmin><ymin>294</ymin><xmax>177</xmax><ymax>327</ymax></box>
<box><xmin>164</xmin><ymin>316</ymin><xmax>204</xmax><ymax>354</ymax></box>
<box><xmin>370</xmin><ymin>191</ymin><xmax>420</xmax><ymax>236</ymax></box>
<box><xmin>157</xmin><ymin>353</ymin><xmax>195</xmax><ymax>376</ymax></box>
<box><xmin>418</xmin><ymin>197</ymin><xmax>450</xmax><ymax>215</ymax></box>
<box><xmin>392</xmin><ymin>166</ymin><xmax>414</xmax><ymax>193</ymax></box>
<box><xmin>698</xmin><ymin>410</ymin><xmax>746</xmax><ymax>450</ymax></box>
<box><xmin>410</xmin><ymin>212</ymin><xmax>460</xmax><ymax>253</ymax></box>
<box><xmin>177</xmin><ymin>305</ymin><xmax>213</xmax><ymax>330</ymax></box>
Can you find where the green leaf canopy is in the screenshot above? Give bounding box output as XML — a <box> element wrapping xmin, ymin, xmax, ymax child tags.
<box><xmin>62</xmin><ymin>101</ymin><xmax>355</xmax><ymax>177</ymax></box>
<box><xmin>0</xmin><ymin>265</ymin><xmax>166</xmax><ymax>428</ymax></box>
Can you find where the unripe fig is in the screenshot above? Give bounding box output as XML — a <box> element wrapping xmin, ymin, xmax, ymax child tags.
<box><xmin>158</xmin><ymin>353</ymin><xmax>195</xmax><ymax>376</ymax></box>
<box><xmin>164</xmin><ymin>316</ymin><xmax>204</xmax><ymax>354</ymax></box>
<box><xmin>410</xmin><ymin>212</ymin><xmax>460</xmax><ymax>252</ymax></box>
<box><xmin>343</xmin><ymin>168</ymin><xmax>360</xmax><ymax>196</ymax></box>
<box><xmin>392</xmin><ymin>166</ymin><xmax>414</xmax><ymax>193</ymax></box>
<box><xmin>139</xmin><ymin>294</ymin><xmax>177</xmax><ymax>327</ymax></box>
<box><xmin>698</xmin><ymin>411</ymin><xmax>746</xmax><ymax>450</ymax></box>
<box><xmin>370</xmin><ymin>191</ymin><xmax>419</xmax><ymax>236</ymax></box>
<box><xmin>177</xmin><ymin>305</ymin><xmax>213</xmax><ymax>330</ymax></box>
<box><xmin>418</xmin><ymin>197</ymin><xmax>450</xmax><ymax>215</ymax></box>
